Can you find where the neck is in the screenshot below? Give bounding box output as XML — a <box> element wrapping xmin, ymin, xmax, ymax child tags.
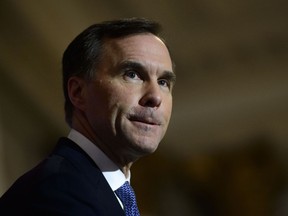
<box><xmin>71</xmin><ymin>111</ymin><xmax>134</xmax><ymax>178</ymax></box>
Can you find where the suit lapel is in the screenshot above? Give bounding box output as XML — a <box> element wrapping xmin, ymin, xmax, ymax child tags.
<box><xmin>53</xmin><ymin>138</ymin><xmax>125</xmax><ymax>216</ymax></box>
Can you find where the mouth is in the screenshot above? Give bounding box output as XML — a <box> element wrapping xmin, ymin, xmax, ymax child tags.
<box><xmin>128</xmin><ymin>115</ymin><xmax>161</xmax><ymax>126</ymax></box>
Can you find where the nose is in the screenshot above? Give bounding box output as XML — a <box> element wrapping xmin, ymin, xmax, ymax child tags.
<box><xmin>139</xmin><ymin>82</ymin><xmax>162</xmax><ymax>108</ymax></box>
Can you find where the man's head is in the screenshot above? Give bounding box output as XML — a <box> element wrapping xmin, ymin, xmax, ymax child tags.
<box><xmin>62</xmin><ymin>18</ymin><xmax>175</xmax><ymax>165</ymax></box>
<box><xmin>63</xmin><ymin>18</ymin><xmax>169</xmax><ymax>125</ymax></box>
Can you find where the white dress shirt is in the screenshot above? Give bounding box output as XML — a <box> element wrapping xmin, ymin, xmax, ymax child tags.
<box><xmin>67</xmin><ymin>129</ymin><xmax>130</xmax><ymax>207</ymax></box>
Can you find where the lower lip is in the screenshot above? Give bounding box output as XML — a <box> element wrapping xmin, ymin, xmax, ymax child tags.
<box><xmin>130</xmin><ymin>120</ymin><xmax>158</xmax><ymax>129</ymax></box>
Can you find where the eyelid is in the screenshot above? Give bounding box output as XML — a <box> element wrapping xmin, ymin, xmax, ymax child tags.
<box><xmin>158</xmin><ymin>72</ymin><xmax>176</xmax><ymax>88</ymax></box>
<box><xmin>158</xmin><ymin>79</ymin><xmax>170</xmax><ymax>88</ymax></box>
<box><xmin>158</xmin><ymin>79</ymin><xmax>173</xmax><ymax>91</ymax></box>
<box><xmin>124</xmin><ymin>70</ymin><xmax>141</xmax><ymax>79</ymax></box>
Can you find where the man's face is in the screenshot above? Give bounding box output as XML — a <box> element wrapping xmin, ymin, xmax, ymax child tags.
<box><xmin>84</xmin><ymin>33</ymin><xmax>175</xmax><ymax>161</ymax></box>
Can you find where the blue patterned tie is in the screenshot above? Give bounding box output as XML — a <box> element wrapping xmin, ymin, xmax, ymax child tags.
<box><xmin>115</xmin><ymin>181</ymin><xmax>140</xmax><ymax>216</ymax></box>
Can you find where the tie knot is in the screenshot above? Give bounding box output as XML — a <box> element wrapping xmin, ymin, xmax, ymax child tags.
<box><xmin>115</xmin><ymin>181</ymin><xmax>140</xmax><ymax>216</ymax></box>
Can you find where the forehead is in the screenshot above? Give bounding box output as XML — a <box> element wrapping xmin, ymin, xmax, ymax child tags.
<box><xmin>102</xmin><ymin>33</ymin><xmax>173</xmax><ymax>71</ymax></box>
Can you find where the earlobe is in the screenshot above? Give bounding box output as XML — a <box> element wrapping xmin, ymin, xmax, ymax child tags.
<box><xmin>67</xmin><ymin>76</ymin><xmax>87</xmax><ymax>111</ymax></box>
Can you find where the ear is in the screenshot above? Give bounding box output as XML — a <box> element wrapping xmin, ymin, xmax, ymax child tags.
<box><xmin>67</xmin><ymin>76</ymin><xmax>87</xmax><ymax>111</ymax></box>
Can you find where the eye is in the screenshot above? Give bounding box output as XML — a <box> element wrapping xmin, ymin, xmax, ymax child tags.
<box><xmin>125</xmin><ymin>71</ymin><xmax>138</xmax><ymax>79</ymax></box>
<box><xmin>123</xmin><ymin>70</ymin><xmax>142</xmax><ymax>82</ymax></box>
<box><xmin>158</xmin><ymin>79</ymin><xmax>170</xmax><ymax>88</ymax></box>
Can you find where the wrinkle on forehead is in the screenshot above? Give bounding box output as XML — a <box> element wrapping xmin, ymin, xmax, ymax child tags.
<box><xmin>101</xmin><ymin>33</ymin><xmax>173</xmax><ymax>72</ymax></box>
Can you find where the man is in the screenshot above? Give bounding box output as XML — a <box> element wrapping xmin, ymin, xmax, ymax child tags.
<box><xmin>0</xmin><ymin>17</ymin><xmax>176</xmax><ymax>215</ymax></box>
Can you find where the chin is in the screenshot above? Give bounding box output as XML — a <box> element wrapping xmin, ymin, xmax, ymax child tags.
<box><xmin>132</xmin><ymin>138</ymin><xmax>161</xmax><ymax>156</ymax></box>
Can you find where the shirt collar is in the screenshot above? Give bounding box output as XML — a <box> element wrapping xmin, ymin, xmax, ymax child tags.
<box><xmin>67</xmin><ymin>129</ymin><xmax>130</xmax><ymax>191</ymax></box>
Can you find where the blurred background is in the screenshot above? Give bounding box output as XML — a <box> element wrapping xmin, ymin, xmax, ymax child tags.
<box><xmin>0</xmin><ymin>0</ymin><xmax>288</xmax><ymax>215</ymax></box>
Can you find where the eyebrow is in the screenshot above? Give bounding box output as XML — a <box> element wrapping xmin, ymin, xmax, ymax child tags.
<box><xmin>161</xmin><ymin>70</ymin><xmax>177</xmax><ymax>86</ymax></box>
<box><xmin>119</xmin><ymin>60</ymin><xmax>176</xmax><ymax>84</ymax></box>
<box><xmin>119</xmin><ymin>61</ymin><xmax>144</xmax><ymax>72</ymax></box>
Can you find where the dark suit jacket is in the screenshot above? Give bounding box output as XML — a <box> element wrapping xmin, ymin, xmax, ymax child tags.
<box><xmin>0</xmin><ymin>137</ymin><xmax>125</xmax><ymax>216</ymax></box>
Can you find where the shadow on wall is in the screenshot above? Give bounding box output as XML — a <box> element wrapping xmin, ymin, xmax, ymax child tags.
<box><xmin>133</xmin><ymin>135</ymin><xmax>288</xmax><ymax>216</ymax></box>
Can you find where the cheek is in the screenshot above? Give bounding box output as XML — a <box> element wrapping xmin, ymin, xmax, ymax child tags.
<box><xmin>163</xmin><ymin>96</ymin><xmax>173</xmax><ymax>119</ymax></box>
<box><xmin>108</xmin><ymin>84</ymin><xmax>139</xmax><ymax>108</ymax></box>
<box><xmin>102</xmin><ymin>89</ymin><xmax>139</xmax><ymax>127</ymax></box>
<box><xmin>85</xmin><ymin>84</ymin><xmax>112</xmax><ymax>121</ymax></box>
